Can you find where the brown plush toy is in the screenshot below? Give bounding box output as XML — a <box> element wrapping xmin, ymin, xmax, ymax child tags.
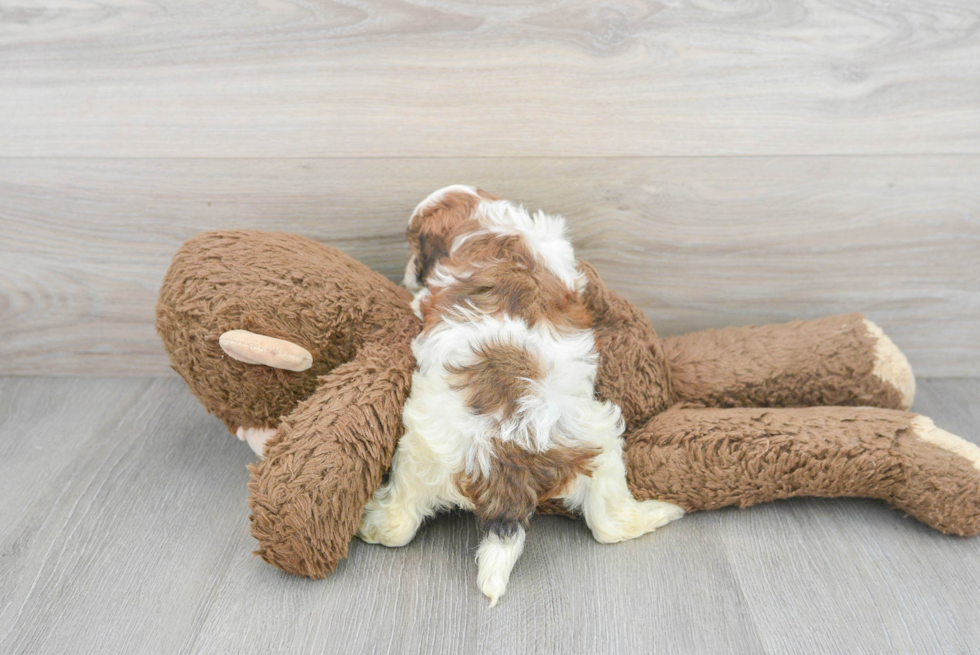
<box><xmin>156</xmin><ymin>199</ymin><xmax>980</xmax><ymax>580</ymax></box>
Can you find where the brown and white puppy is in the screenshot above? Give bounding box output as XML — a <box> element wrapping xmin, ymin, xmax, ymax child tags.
<box><xmin>357</xmin><ymin>186</ymin><xmax>683</xmax><ymax>606</ymax></box>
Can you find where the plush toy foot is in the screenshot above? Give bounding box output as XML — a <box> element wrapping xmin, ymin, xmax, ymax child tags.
<box><xmin>909</xmin><ymin>415</ymin><xmax>980</xmax><ymax>471</ymax></box>
<box><xmin>236</xmin><ymin>426</ymin><xmax>277</xmax><ymax>457</ymax></box>
<box><xmin>864</xmin><ymin>319</ymin><xmax>915</xmax><ymax>409</ymax></box>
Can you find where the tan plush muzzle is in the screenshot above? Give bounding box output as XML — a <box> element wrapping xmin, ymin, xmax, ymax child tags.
<box><xmin>219</xmin><ymin>330</ymin><xmax>313</xmax><ymax>372</ymax></box>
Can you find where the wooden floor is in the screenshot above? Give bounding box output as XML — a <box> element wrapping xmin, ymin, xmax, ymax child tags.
<box><xmin>1</xmin><ymin>376</ymin><xmax>978</xmax><ymax>654</ymax></box>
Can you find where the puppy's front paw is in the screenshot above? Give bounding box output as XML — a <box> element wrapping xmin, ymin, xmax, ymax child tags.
<box><xmin>357</xmin><ymin>500</ymin><xmax>418</xmax><ymax>547</ymax></box>
<box><xmin>355</xmin><ymin>522</ymin><xmax>384</xmax><ymax>545</ymax></box>
<box><xmin>591</xmin><ymin>499</ymin><xmax>685</xmax><ymax>543</ymax></box>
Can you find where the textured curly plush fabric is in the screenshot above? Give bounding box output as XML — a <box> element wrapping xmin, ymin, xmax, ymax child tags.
<box><xmin>248</xmin><ymin>340</ymin><xmax>416</xmax><ymax>576</ymax></box>
<box><xmin>625</xmin><ymin>406</ymin><xmax>980</xmax><ymax>536</ymax></box>
<box><xmin>579</xmin><ymin>261</ymin><xmax>673</xmax><ymax>432</ymax></box>
<box><xmin>157</xmin><ymin>229</ymin><xmax>980</xmax><ymax>578</ymax></box>
<box><xmin>157</xmin><ymin>230</ymin><xmax>419</xmax><ymax>432</ymax></box>
<box><xmin>662</xmin><ymin>314</ymin><xmax>908</xmax><ymax>410</ymax></box>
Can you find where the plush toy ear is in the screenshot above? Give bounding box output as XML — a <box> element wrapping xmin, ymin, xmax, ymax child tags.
<box><xmin>247</xmin><ymin>339</ymin><xmax>415</xmax><ymax>578</ymax></box>
<box><xmin>218</xmin><ymin>330</ymin><xmax>313</xmax><ymax>371</ymax></box>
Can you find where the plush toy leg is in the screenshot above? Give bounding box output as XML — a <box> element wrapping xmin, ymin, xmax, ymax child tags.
<box><xmin>248</xmin><ymin>341</ymin><xmax>416</xmax><ymax>578</ymax></box>
<box><xmin>624</xmin><ymin>405</ymin><xmax>980</xmax><ymax>536</ymax></box>
<box><xmin>662</xmin><ymin>314</ymin><xmax>915</xmax><ymax>410</ymax></box>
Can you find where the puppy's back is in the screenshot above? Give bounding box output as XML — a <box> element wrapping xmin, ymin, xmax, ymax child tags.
<box><xmin>408</xmin><ymin>195</ymin><xmax>621</xmax><ymax>529</ymax></box>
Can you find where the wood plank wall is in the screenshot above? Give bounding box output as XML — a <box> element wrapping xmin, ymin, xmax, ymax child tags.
<box><xmin>1</xmin><ymin>1</ymin><xmax>978</xmax><ymax>376</ymax></box>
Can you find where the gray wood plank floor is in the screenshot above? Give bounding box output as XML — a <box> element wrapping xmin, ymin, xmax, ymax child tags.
<box><xmin>1</xmin><ymin>377</ymin><xmax>978</xmax><ymax>654</ymax></box>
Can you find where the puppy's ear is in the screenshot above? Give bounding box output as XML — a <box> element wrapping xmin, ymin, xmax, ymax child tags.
<box><xmin>416</xmin><ymin>231</ymin><xmax>448</xmax><ymax>285</ymax></box>
<box><xmin>408</xmin><ymin>186</ymin><xmax>487</xmax><ymax>286</ymax></box>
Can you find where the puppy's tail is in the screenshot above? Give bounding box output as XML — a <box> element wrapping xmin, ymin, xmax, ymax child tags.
<box><xmin>476</xmin><ymin>521</ymin><xmax>526</xmax><ymax>607</ymax></box>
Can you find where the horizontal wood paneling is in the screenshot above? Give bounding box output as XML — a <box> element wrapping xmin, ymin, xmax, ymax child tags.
<box><xmin>1</xmin><ymin>0</ymin><xmax>979</xmax><ymax>157</ymax></box>
<box><xmin>1</xmin><ymin>156</ymin><xmax>977</xmax><ymax>376</ymax></box>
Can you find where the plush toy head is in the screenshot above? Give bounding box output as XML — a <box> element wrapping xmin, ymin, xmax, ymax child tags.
<box><xmin>157</xmin><ymin>199</ymin><xmax>980</xmax><ymax>579</ymax></box>
<box><xmin>157</xmin><ymin>230</ymin><xmax>417</xmax><ymax>432</ymax></box>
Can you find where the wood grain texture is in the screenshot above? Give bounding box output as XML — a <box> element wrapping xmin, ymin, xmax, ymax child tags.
<box><xmin>1</xmin><ymin>0</ymin><xmax>979</xmax><ymax>157</ymax></box>
<box><xmin>2</xmin><ymin>1</ymin><xmax>977</xmax><ymax>648</ymax></box>
<box><xmin>1</xmin><ymin>376</ymin><xmax>979</xmax><ymax>654</ymax></box>
<box><xmin>1</xmin><ymin>156</ymin><xmax>978</xmax><ymax>376</ymax></box>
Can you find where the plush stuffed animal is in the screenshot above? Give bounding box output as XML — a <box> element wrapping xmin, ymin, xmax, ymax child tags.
<box><xmin>156</xmin><ymin>203</ymin><xmax>980</xmax><ymax>580</ymax></box>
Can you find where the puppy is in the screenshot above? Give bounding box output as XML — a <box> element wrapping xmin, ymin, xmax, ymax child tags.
<box><xmin>358</xmin><ymin>185</ymin><xmax>683</xmax><ymax>605</ymax></box>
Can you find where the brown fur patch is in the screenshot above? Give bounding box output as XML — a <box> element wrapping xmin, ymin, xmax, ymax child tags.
<box><xmin>448</xmin><ymin>341</ymin><xmax>542</xmax><ymax>419</ymax></box>
<box><xmin>419</xmin><ymin>231</ymin><xmax>591</xmax><ymax>333</ymax></box>
<box><xmin>457</xmin><ymin>441</ymin><xmax>599</xmax><ymax>531</ymax></box>
<box><xmin>406</xmin><ymin>189</ymin><xmax>486</xmax><ymax>285</ymax></box>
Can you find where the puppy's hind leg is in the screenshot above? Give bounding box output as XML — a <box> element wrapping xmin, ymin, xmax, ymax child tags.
<box><xmin>357</xmin><ymin>429</ymin><xmax>458</xmax><ymax>547</ymax></box>
<box><xmin>565</xmin><ymin>401</ymin><xmax>685</xmax><ymax>543</ymax></box>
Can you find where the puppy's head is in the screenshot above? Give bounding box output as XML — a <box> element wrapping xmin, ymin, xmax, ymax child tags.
<box><xmin>404</xmin><ymin>185</ymin><xmax>499</xmax><ymax>291</ymax></box>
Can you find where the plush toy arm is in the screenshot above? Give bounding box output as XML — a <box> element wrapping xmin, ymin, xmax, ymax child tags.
<box><xmin>247</xmin><ymin>342</ymin><xmax>415</xmax><ymax>578</ymax></box>
<box><xmin>662</xmin><ymin>314</ymin><xmax>915</xmax><ymax>410</ymax></box>
<box><xmin>624</xmin><ymin>405</ymin><xmax>980</xmax><ymax>536</ymax></box>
